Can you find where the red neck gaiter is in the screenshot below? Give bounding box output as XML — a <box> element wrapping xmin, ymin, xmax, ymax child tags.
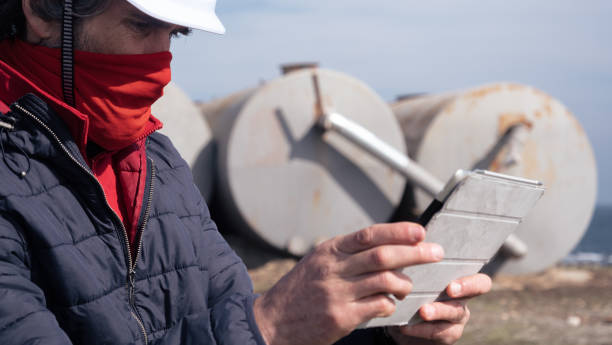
<box><xmin>0</xmin><ymin>39</ymin><xmax>170</xmax><ymax>151</ymax></box>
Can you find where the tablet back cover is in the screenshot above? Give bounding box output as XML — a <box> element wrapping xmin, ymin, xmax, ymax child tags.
<box><xmin>360</xmin><ymin>171</ymin><xmax>544</xmax><ymax>328</ymax></box>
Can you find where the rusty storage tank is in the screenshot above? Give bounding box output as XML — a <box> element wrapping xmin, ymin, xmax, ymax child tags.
<box><xmin>392</xmin><ymin>83</ymin><xmax>597</xmax><ymax>274</ymax></box>
<box><xmin>151</xmin><ymin>82</ymin><xmax>215</xmax><ymax>201</ymax></box>
<box><xmin>204</xmin><ymin>68</ymin><xmax>407</xmax><ymax>256</ymax></box>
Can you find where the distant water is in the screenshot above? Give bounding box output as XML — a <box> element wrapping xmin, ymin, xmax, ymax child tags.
<box><xmin>562</xmin><ymin>205</ymin><xmax>612</xmax><ymax>265</ymax></box>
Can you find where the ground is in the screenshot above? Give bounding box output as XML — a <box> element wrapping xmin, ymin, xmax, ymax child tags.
<box><xmin>458</xmin><ymin>267</ymin><xmax>612</xmax><ymax>345</ymax></box>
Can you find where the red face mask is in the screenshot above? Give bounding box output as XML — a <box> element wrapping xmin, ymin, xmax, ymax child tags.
<box><xmin>0</xmin><ymin>39</ymin><xmax>171</xmax><ymax>151</ymax></box>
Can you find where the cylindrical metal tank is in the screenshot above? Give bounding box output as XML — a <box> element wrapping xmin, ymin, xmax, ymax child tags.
<box><xmin>205</xmin><ymin>68</ymin><xmax>407</xmax><ymax>256</ymax></box>
<box><xmin>151</xmin><ymin>82</ymin><xmax>215</xmax><ymax>201</ymax></box>
<box><xmin>392</xmin><ymin>83</ymin><xmax>597</xmax><ymax>274</ymax></box>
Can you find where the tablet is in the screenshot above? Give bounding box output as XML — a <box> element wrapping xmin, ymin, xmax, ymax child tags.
<box><xmin>360</xmin><ymin>169</ymin><xmax>544</xmax><ymax>328</ymax></box>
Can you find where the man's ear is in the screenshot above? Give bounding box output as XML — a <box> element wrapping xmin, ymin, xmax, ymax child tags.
<box><xmin>21</xmin><ymin>0</ymin><xmax>59</xmax><ymax>43</ymax></box>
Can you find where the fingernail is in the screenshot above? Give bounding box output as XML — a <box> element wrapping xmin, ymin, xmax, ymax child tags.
<box><xmin>432</xmin><ymin>244</ymin><xmax>444</xmax><ymax>260</ymax></box>
<box><xmin>450</xmin><ymin>281</ymin><xmax>462</xmax><ymax>296</ymax></box>
<box><xmin>415</xmin><ymin>224</ymin><xmax>425</xmax><ymax>233</ymax></box>
<box><xmin>410</xmin><ymin>224</ymin><xmax>425</xmax><ymax>240</ymax></box>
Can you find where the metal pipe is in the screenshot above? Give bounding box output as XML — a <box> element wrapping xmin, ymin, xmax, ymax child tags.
<box><xmin>318</xmin><ymin>111</ymin><xmax>445</xmax><ymax>197</ymax></box>
<box><xmin>317</xmin><ymin>111</ymin><xmax>529</xmax><ymax>259</ymax></box>
<box><xmin>501</xmin><ymin>233</ymin><xmax>529</xmax><ymax>258</ymax></box>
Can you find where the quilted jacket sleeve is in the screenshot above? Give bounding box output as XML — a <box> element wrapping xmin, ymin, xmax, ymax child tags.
<box><xmin>0</xmin><ymin>216</ymin><xmax>73</xmax><ymax>345</ymax></box>
<box><xmin>196</xmin><ymin>203</ymin><xmax>393</xmax><ymax>345</ymax></box>
<box><xmin>335</xmin><ymin>328</ymin><xmax>396</xmax><ymax>344</ymax></box>
<box><xmin>196</xmin><ymin>201</ymin><xmax>267</xmax><ymax>345</ymax></box>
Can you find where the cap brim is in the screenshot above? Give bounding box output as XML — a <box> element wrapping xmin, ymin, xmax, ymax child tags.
<box><xmin>127</xmin><ymin>0</ymin><xmax>226</xmax><ymax>34</ymax></box>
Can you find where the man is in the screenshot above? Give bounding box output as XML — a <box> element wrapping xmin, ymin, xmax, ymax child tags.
<box><xmin>0</xmin><ymin>0</ymin><xmax>491</xmax><ymax>344</ymax></box>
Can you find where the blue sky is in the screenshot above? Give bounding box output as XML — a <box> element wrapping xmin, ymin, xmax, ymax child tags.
<box><xmin>170</xmin><ymin>0</ymin><xmax>612</xmax><ymax>205</ymax></box>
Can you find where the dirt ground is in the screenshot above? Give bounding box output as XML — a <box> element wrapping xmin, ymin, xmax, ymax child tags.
<box><xmin>458</xmin><ymin>267</ymin><xmax>612</xmax><ymax>345</ymax></box>
<box><xmin>227</xmin><ymin>235</ymin><xmax>612</xmax><ymax>345</ymax></box>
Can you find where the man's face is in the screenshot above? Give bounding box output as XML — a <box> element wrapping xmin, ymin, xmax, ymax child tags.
<box><xmin>29</xmin><ymin>0</ymin><xmax>190</xmax><ymax>54</ymax></box>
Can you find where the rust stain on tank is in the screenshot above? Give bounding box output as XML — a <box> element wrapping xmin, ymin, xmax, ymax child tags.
<box><xmin>520</xmin><ymin>139</ymin><xmax>556</xmax><ymax>185</ymax></box>
<box><xmin>323</xmin><ymin>95</ymin><xmax>334</xmax><ymax>110</ymax></box>
<box><xmin>467</xmin><ymin>84</ymin><xmax>503</xmax><ymax>100</ymax></box>
<box><xmin>313</xmin><ymin>189</ymin><xmax>322</xmax><ymax>208</ymax></box>
<box><xmin>545</xmin><ymin>157</ymin><xmax>557</xmax><ymax>186</ymax></box>
<box><xmin>521</xmin><ymin>139</ymin><xmax>541</xmax><ymax>180</ymax></box>
<box><xmin>506</xmin><ymin>83</ymin><xmax>525</xmax><ymax>91</ymax></box>
<box><xmin>312</xmin><ymin>102</ymin><xmax>321</xmax><ymax>118</ymax></box>
<box><xmin>443</xmin><ymin>102</ymin><xmax>456</xmax><ymax>115</ymax></box>
<box><xmin>498</xmin><ymin>112</ymin><xmax>533</xmax><ymax>134</ymax></box>
<box><xmin>312</xmin><ymin>94</ymin><xmax>334</xmax><ymax>119</ymax></box>
<box><xmin>566</xmin><ymin>109</ymin><xmax>586</xmax><ymax>137</ymax></box>
<box><xmin>533</xmin><ymin>96</ymin><xmax>556</xmax><ymax>119</ymax></box>
<box><xmin>532</xmin><ymin>88</ymin><xmax>554</xmax><ymax>104</ymax></box>
<box><xmin>488</xmin><ymin>153</ymin><xmax>504</xmax><ymax>172</ymax></box>
<box><xmin>543</xmin><ymin>102</ymin><xmax>553</xmax><ymax>116</ymax></box>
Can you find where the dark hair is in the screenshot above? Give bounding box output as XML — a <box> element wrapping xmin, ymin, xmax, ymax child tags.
<box><xmin>0</xmin><ymin>0</ymin><xmax>109</xmax><ymax>40</ymax></box>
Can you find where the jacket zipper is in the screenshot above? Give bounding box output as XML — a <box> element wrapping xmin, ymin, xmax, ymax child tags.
<box><xmin>128</xmin><ymin>157</ymin><xmax>155</xmax><ymax>344</ymax></box>
<box><xmin>14</xmin><ymin>103</ymin><xmax>152</xmax><ymax>344</ymax></box>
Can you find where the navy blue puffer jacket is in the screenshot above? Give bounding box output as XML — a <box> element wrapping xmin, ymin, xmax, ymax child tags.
<box><xmin>0</xmin><ymin>94</ymin><xmax>267</xmax><ymax>345</ymax></box>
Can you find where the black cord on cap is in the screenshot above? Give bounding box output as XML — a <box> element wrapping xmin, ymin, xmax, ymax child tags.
<box><xmin>61</xmin><ymin>0</ymin><xmax>75</xmax><ymax>106</ymax></box>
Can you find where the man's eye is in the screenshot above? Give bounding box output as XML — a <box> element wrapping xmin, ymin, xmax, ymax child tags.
<box><xmin>129</xmin><ymin>20</ymin><xmax>153</xmax><ymax>33</ymax></box>
<box><xmin>170</xmin><ymin>28</ymin><xmax>192</xmax><ymax>38</ymax></box>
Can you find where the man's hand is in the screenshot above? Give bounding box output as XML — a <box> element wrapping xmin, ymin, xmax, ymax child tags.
<box><xmin>253</xmin><ymin>222</ymin><xmax>444</xmax><ymax>345</ymax></box>
<box><xmin>387</xmin><ymin>273</ymin><xmax>492</xmax><ymax>345</ymax></box>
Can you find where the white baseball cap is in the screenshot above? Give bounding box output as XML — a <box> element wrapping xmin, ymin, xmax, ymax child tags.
<box><xmin>126</xmin><ymin>0</ymin><xmax>225</xmax><ymax>34</ymax></box>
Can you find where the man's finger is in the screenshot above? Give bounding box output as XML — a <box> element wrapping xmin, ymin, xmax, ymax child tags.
<box><xmin>348</xmin><ymin>270</ymin><xmax>413</xmax><ymax>300</ymax></box>
<box><xmin>351</xmin><ymin>294</ymin><xmax>397</xmax><ymax>321</ymax></box>
<box><xmin>446</xmin><ymin>273</ymin><xmax>492</xmax><ymax>299</ymax></box>
<box><xmin>419</xmin><ymin>300</ymin><xmax>468</xmax><ymax>323</ymax></box>
<box><xmin>339</xmin><ymin>242</ymin><xmax>444</xmax><ymax>276</ymax></box>
<box><xmin>333</xmin><ymin>222</ymin><xmax>425</xmax><ymax>254</ymax></box>
<box><xmin>397</xmin><ymin>321</ymin><xmax>465</xmax><ymax>345</ymax></box>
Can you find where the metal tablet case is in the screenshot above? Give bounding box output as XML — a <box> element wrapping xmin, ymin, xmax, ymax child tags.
<box><xmin>361</xmin><ymin>170</ymin><xmax>544</xmax><ymax>328</ymax></box>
